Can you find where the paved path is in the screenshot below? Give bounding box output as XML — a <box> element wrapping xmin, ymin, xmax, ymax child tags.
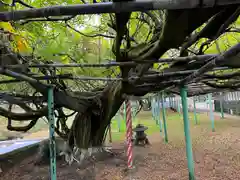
<box><xmin>189</xmin><ymin>107</ymin><xmax>239</xmax><ymax>120</ymax></box>
<box><xmin>23</xmin><ymin>130</ymin><xmax>49</xmax><ymax>139</ymax></box>
<box><xmin>213</xmin><ymin>111</ymin><xmax>239</xmax><ymax>120</ymax></box>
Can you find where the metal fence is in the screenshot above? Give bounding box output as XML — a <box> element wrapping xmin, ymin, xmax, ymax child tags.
<box><xmin>214</xmin><ymin>91</ymin><xmax>240</xmax><ymax>116</ymax></box>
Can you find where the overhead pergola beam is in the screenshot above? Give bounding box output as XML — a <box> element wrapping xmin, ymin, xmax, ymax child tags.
<box><xmin>1</xmin><ymin>54</ymin><xmax>216</xmax><ymax>69</ymax></box>
<box><xmin>179</xmin><ymin>43</ymin><xmax>240</xmax><ymax>86</ymax></box>
<box><xmin>1</xmin><ymin>1</ymin><xmax>240</xmax><ymax>98</ymax></box>
<box><xmin>0</xmin><ymin>63</ymin><xmax>238</xmax><ymax>97</ymax></box>
<box><xmin>0</xmin><ymin>66</ymin><xmax>231</xmax><ymax>84</ymax></box>
<box><xmin>1</xmin><ymin>0</ymin><xmax>240</xmax><ymax>21</ymax></box>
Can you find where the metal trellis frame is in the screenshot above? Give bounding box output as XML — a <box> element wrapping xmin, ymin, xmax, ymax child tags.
<box><xmin>1</xmin><ymin>0</ymin><xmax>240</xmax><ymax>21</ymax></box>
<box><xmin>47</xmin><ymin>86</ymin><xmax>57</xmax><ymax>180</ymax></box>
<box><xmin>1</xmin><ymin>1</ymin><xmax>240</xmax><ymax>180</ymax></box>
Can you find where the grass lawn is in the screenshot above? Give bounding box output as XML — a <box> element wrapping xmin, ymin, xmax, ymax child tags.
<box><xmin>107</xmin><ymin>110</ymin><xmax>199</xmax><ymax>142</ymax></box>
<box><xmin>107</xmin><ymin>109</ymin><xmax>234</xmax><ymax>145</ymax></box>
<box><xmin>0</xmin><ymin>108</ymin><xmax>236</xmax><ymax>143</ymax></box>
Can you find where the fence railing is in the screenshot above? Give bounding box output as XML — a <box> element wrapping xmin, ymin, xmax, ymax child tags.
<box><xmin>214</xmin><ymin>100</ymin><xmax>240</xmax><ymax>116</ymax></box>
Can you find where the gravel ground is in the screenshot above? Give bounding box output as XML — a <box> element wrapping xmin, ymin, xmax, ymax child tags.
<box><xmin>1</xmin><ymin>125</ymin><xmax>240</xmax><ymax>180</ymax></box>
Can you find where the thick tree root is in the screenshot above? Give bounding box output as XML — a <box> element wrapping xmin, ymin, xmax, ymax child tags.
<box><xmin>60</xmin><ymin>146</ymin><xmax>114</xmax><ymax>165</ymax></box>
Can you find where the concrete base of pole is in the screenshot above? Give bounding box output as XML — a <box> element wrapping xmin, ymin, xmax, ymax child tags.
<box><xmin>124</xmin><ymin>165</ymin><xmax>136</xmax><ymax>174</ymax></box>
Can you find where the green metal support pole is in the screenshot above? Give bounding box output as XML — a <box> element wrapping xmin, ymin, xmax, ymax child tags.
<box><xmin>177</xmin><ymin>99</ymin><xmax>181</xmax><ymax>114</ymax></box>
<box><xmin>123</xmin><ymin>101</ymin><xmax>127</xmax><ymax>124</ymax></box>
<box><xmin>153</xmin><ymin>99</ymin><xmax>156</xmax><ymax>122</ymax></box>
<box><xmin>155</xmin><ymin>97</ymin><xmax>159</xmax><ymax>125</ymax></box>
<box><xmin>193</xmin><ymin>97</ymin><xmax>198</xmax><ymax>125</ymax></box>
<box><xmin>175</xmin><ymin>98</ymin><xmax>177</xmax><ymax>109</ymax></box>
<box><xmin>220</xmin><ymin>93</ymin><xmax>224</xmax><ymax>119</ymax></box>
<box><xmin>161</xmin><ymin>92</ymin><xmax>168</xmax><ymax>143</ymax></box>
<box><xmin>173</xmin><ymin>97</ymin><xmax>176</xmax><ymax>109</ymax></box>
<box><xmin>131</xmin><ymin>101</ymin><xmax>135</xmax><ymax>122</ymax></box>
<box><xmin>48</xmin><ymin>87</ymin><xmax>57</xmax><ymax>180</ymax></box>
<box><xmin>152</xmin><ymin>98</ymin><xmax>155</xmax><ymax>122</ymax></box>
<box><xmin>117</xmin><ymin>112</ymin><xmax>121</xmax><ymax>132</ymax></box>
<box><xmin>180</xmin><ymin>86</ymin><xmax>195</xmax><ymax>180</ymax></box>
<box><xmin>208</xmin><ymin>93</ymin><xmax>215</xmax><ymax>132</ymax></box>
<box><xmin>157</xmin><ymin>94</ymin><xmax>163</xmax><ymax>132</ymax></box>
<box><xmin>172</xmin><ymin>97</ymin><xmax>175</xmax><ymax>108</ymax></box>
<box><xmin>151</xmin><ymin>98</ymin><xmax>154</xmax><ymax>120</ymax></box>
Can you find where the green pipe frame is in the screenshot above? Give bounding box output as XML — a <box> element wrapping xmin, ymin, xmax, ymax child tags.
<box><xmin>117</xmin><ymin>112</ymin><xmax>121</xmax><ymax>132</ymax></box>
<box><xmin>208</xmin><ymin>94</ymin><xmax>215</xmax><ymax>132</ymax></box>
<box><xmin>220</xmin><ymin>92</ymin><xmax>224</xmax><ymax>119</ymax></box>
<box><xmin>161</xmin><ymin>92</ymin><xmax>168</xmax><ymax>143</ymax></box>
<box><xmin>153</xmin><ymin>97</ymin><xmax>159</xmax><ymax>126</ymax></box>
<box><xmin>157</xmin><ymin>95</ymin><xmax>163</xmax><ymax>132</ymax></box>
<box><xmin>177</xmin><ymin>99</ymin><xmax>181</xmax><ymax>113</ymax></box>
<box><xmin>131</xmin><ymin>102</ymin><xmax>137</xmax><ymax>123</ymax></box>
<box><xmin>123</xmin><ymin>101</ymin><xmax>127</xmax><ymax>124</ymax></box>
<box><xmin>151</xmin><ymin>98</ymin><xmax>155</xmax><ymax>121</ymax></box>
<box><xmin>48</xmin><ymin>87</ymin><xmax>57</xmax><ymax>180</ymax></box>
<box><xmin>193</xmin><ymin>97</ymin><xmax>198</xmax><ymax>125</ymax></box>
<box><xmin>180</xmin><ymin>86</ymin><xmax>195</xmax><ymax>180</ymax></box>
<box><xmin>155</xmin><ymin>98</ymin><xmax>160</xmax><ymax>125</ymax></box>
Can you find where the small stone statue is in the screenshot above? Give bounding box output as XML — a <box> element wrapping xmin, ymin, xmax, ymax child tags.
<box><xmin>133</xmin><ymin>124</ymin><xmax>150</xmax><ymax>146</ymax></box>
<box><xmin>170</xmin><ymin>107</ymin><xmax>177</xmax><ymax>112</ymax></box>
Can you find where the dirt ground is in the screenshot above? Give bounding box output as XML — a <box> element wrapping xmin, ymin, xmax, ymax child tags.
<box><xmin>1</xmin><ymin>111</ymin><xmax>240</xmax><ymax>180</ymax></box>
<box><xmin>2</xmin><ymin>120</ymin><xmax>240</xmax><ymax>180</ymax></box>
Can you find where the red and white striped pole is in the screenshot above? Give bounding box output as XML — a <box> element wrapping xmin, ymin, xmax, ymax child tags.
<box><xmin>126</xmin><ymin>100</ymin><xmax>133</xmax><ymax>169</ymax></box>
